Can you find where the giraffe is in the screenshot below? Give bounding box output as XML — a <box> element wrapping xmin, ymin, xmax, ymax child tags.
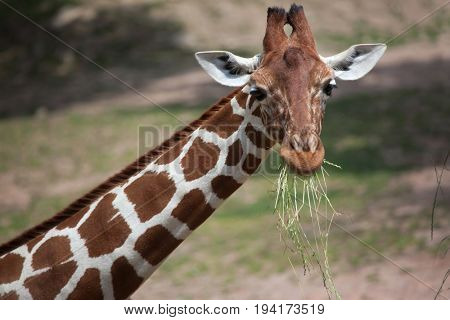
<box><xmin>0</xmin><ymin>4</ymin><xmax>386</xmax><ymax>299</ymax></box>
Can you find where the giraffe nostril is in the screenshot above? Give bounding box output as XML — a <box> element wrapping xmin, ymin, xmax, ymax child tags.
<box><xmin>290</xmin><ymin>134</ymin><xmax>302</xmax><ymax>151</ymax></box>
<box><xmin>289</xmin><ymin>133</ymin><xmax>319</xmax><ymax>153</ymax></box>
<box><xmin>307</xmin><ymin>135</ymin><xmax>319</xmax><ymax>153</ymax></box>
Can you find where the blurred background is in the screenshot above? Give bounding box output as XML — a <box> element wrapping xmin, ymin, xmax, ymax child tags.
<box><xmin>0</xmin><ymin>0</ymin><xmax>449</xmax><ymax>299</ymax></box>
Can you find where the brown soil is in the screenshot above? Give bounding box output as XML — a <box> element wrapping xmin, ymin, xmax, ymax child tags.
<box><xmin>68</xmin><ymin>36</ymin><xmax>450</xmax><ymax>115</ymax></box>
<box><xmin>132</xmin><ymin>252</ymin><xmax>450</xmax><ymax>299</ymax></box>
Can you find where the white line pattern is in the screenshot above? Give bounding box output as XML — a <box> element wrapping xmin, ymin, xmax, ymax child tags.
<box><xmin>0</xmin><ymin>88</ymin><xmax>273</xmax><ymax>299</ymax></box>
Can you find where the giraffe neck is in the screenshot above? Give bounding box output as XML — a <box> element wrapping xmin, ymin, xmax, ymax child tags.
<box><xmin>0</xmin><ymin>87</ymin><xmax>274</xmax><ymax>299</ymax></box>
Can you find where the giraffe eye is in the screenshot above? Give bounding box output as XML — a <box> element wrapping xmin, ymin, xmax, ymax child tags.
<box><xmin>323</xmin><ymin>80</ymin><xmax>337</xmax><ymax>96</ymax></box>
<box><xmin>249</xmin><ymin>86</ymin><xmax>267</xmax><ymax>101</ymax></box>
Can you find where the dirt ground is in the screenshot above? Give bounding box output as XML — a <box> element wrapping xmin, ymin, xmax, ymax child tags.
<box><xmin>68</xmin><ymin>37</ymin><xmax>450</xmax><ymax>115</ymax></box>
<box><xmin>130</xmin><ymin>165</ymin><xmax>450</xmax><ymax>300</ymax></box>
<box><xmin>133</xmin><ymin>252</ymin><xmax>450</xmax><ymax>299</ymax></box>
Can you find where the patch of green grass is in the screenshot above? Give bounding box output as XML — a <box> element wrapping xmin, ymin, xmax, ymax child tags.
<box><xmin>0</xmin><ymin>194</ymin><xmax>77</xmax><ymax>241</ymax></box>
<box><xmin>366</xmin><ymin>272</ymin><xmax>380</xmax><ymax>283</ymax></box>
<box><xmin>319</xmin><ymin>11</ymin><xmax>450</xmax><ymax>49</ymax></box>
<box><xmin>0</xmin><ymin>213</ymin><xmax>30</xmax><ymax>238</ymax></box>
<box><xmin>322</xmin><ymin>87</ymin><xmax>450</xmax><ymax>173</ymax></box>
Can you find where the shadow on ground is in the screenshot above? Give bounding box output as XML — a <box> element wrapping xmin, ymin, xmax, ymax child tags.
<box><xmin>0</xmin><ymin>1</ymin><xmax>191</xmax><ymax>117</ymax></box>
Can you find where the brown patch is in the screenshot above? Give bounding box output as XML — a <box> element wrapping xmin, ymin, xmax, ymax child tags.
<box><xmin>0</xmin><ymin>88</ymin><xmax>242</xmax><ymax>258</ymax></box>
<box><xmin>111</xmin><ymin>256</ymin><xmax>143</xmax><ymax>299</ymax></box>
<box><xmin>68</xmin><ymin>268</ymin><xmax>103</xmax><ymax>300</ymax></box>
<box><xmin>235</xmin><ymin>91</ymin><xmax>249</xmax><ymax>109</ymax></box>
<box><xmin>78</xmin><ymin>193</ymin><xmax>131</xmax><ymax>257</ymax></box>
<box><xmin>0</xmin><ymin>253</ymin><xmax>24</xmax><ymax>284</ymax></box>
<box><xmin>27</xmin><ymin>234</ymin><xmax>44</xmax><ymax>252</ymax></box>
<box><xmin>203</xmin><ymin>103</ymin><xmax>244</xmax><ymax>139</ymax></box>
<box><xmin>211</xmin><ymin>175</ymin><xmax>241</xmax><ymax>199</ymax></box>
<box><xmin>245</xmin><ymin>123</ymin><xmax>273</xmax><ymax>150</ymax></box>
<box><xmin>56</xmin><ymin>207</ymin><xmax>89</xmax><ymax>230</ymax></box>
<box><xmin>242</xmin><ymin>153</ymin><xmax>262</xmax><ymax>174</ymax></box>
<box><xmin>25</xmin><ymin>260</ymin><xmax>77</xmax><ymax>299</ymax></box>
<box><xmin>171</xmin><ymin>189</ymin><xmax>215</xmax><ymax>230</ymax></box>
<box><xmin>225</xmin><ymin>139</ymin><xmax>244</xmax><ymax>166</ymax></box>
<box><xmin>134</xmin><ymin>225</ymin><xmax>182</xmax><ymax>265</ymax></box>
<box><xmin>32</xmin><ymin>236</ymin><xmax>73</xmax><ymax>270</ymax></box>
<box><xmin>181</xmin><ymin>138</ymin><xmax>220</xmax><ymax>181</ymax></box>
<box><xmin>252</xmin><ymin>105</ymin><xmax>262</xmax><ymax>118</ymax></box>
<box><xmin>125</xmin><ymin>172</ymin><xmax>176</xmax><ymax>222</ymax></box>
<box><xmin>0</xmin><ymin>291</ymin><xmax>19</xmax><ymax>300</ymax></box>
<box><xmin>155</xmin><ymin>140</ymin><xmax>185</xmax><ymax>165</ymax></box>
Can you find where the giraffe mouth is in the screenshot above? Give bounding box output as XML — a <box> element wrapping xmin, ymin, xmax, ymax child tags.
<box><xmin>279</xmin><ymin>139</ymin><xmax>325</xmax><ymax>176</ymax></box>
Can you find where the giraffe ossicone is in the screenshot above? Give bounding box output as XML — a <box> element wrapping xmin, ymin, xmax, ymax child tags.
<box><xmin>0</xmin><ymin>4</ymin><xmax>385</xmax><ymax>299</ymax></box>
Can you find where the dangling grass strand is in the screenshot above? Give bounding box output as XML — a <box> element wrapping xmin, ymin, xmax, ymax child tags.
<box><xmin>275</xmin><ymin>160</ymin><xmax>342</xmax><ymax>299</ymax></box>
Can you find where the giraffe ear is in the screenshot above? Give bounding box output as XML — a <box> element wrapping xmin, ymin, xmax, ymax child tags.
<box><xmin>322</xmin><ymin>44</ymin><xmax>386</xmax><ymax>80</ymax></box>
<box><xmin>195</xmin><ymin>51</ymin><xmax>260</xmax><ymax>87</ymax></box>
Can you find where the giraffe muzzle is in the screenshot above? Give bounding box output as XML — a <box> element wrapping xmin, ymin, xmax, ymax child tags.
<box><xmin>280</xmin><ymin>134</ymin><xmax>325</xmax><ymax>175</ymax></box>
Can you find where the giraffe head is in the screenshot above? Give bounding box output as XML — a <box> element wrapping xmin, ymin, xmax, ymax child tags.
<box><xmin>195</xmin><ymin>4</ymin><xmax>386</xmax><ymax>175</ymax></box>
